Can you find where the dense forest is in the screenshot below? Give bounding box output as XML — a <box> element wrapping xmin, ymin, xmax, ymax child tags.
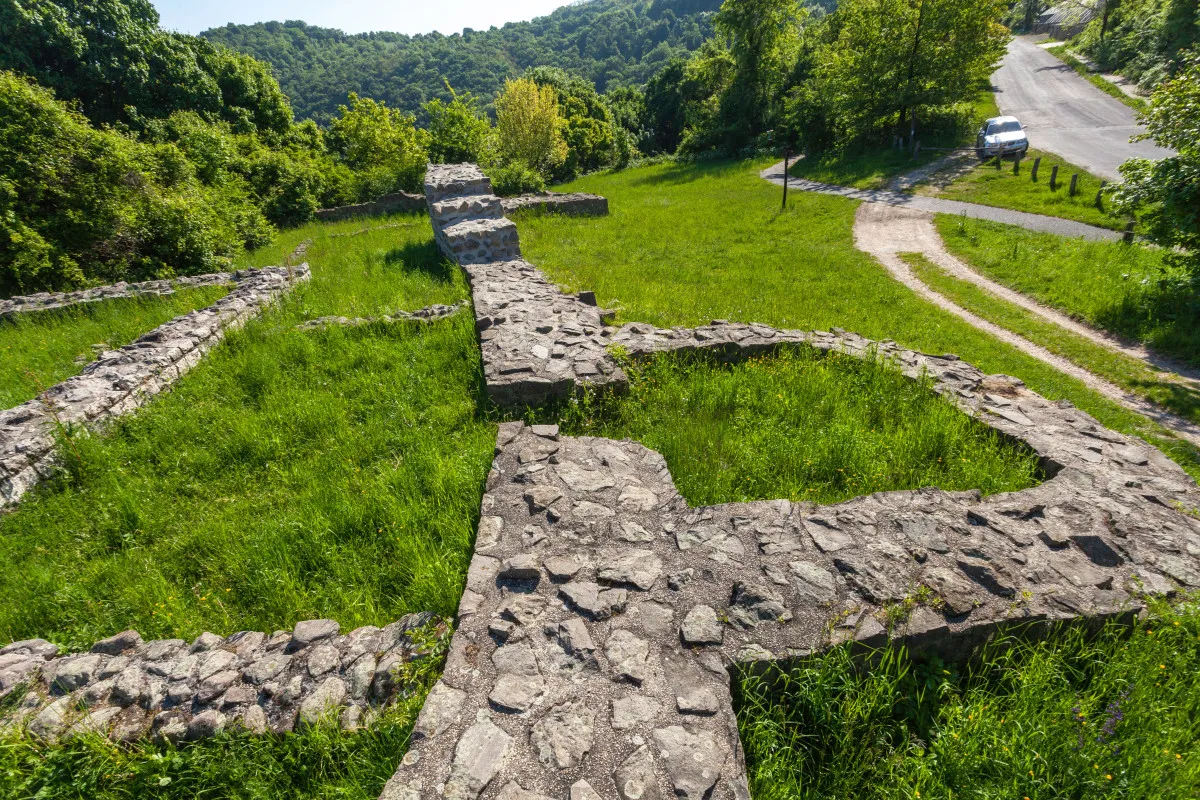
<box><xmin>201</xmin><ymin>0</ymin><xmax>727</xmax><ymax>121</ymax></box>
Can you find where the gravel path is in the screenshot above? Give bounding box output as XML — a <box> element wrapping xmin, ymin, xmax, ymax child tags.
<box><xmin>851</xmin><ymin>202</ymin><xmax>1200</xmax><ymax>447</ymax></box>
<box><xmin>761</xmin><ymin>161</ymin><xmax>1121</xmax><ymax>240</ymax></box>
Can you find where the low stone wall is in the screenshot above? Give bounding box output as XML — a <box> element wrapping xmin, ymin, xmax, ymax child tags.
<box><xmin>1</xmin><ymin>614</ymin><xmax>438</xmax><ymax>742</ymax></box>
<box><xmin>1</xmin><ymin>273</ymin><xmax>235</xmax><ymax>319</ymax></box>
<box><xmin>500</xmin><ymin>192</ymin><xmax>608</xmax><ymax>217</ymax></box>
<box><xmin>297</xmin><ymin>300</ymin><xmax>468</xmax><ymax>330</ymax></box>
<box><xmin>315</xmin><ymin>192</ymin><xmax>426</xmax><ymax>222</ymax></box>
<box><xmin>0</xmin><ymin>266</ymin><xmax>310</xmax><ymax>508</ymax></box>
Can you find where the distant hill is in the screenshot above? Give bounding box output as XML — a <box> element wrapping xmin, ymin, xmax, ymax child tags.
<box><xmin>202</xmin><ymin>0</ymin><xmax>724</xmax><ymax>122</ymax></box>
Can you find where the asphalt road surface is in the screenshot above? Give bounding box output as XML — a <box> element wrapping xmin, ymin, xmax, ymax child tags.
<box><xmin>992</xmin><ymin>35</ymin><xmax>1174</xmax><ymax>181</ymax></box>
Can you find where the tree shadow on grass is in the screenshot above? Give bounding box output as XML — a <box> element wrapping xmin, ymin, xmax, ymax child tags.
<box><xmin>384</xmin><ymin>240</ymin><xmax>456</xmax><ymax>283</ymax></box>
<box><xmin>626</xmin><ymin>158</ymin><xmax>748</xmax><ymax>189</ymax></box>
<box><xmin>1094</xmin><ymin>281</ymin><xmax>1200</xmax><ymax>370</ymax></box>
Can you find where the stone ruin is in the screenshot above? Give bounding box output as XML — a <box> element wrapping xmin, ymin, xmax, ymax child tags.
<box><xmin>315</xmin><ymin>189</ymin><xmax>607</xmax><ymax>225</ymax></box>
<box><xmin>1</xmin><ymin>260</ymin><xmax>310</xmax><ymax>508</ymax></box>
<box><xmin>375</xmin><ymin>164</ymin><xmax>1200</xmax><ymax>800</ymax></box>
<box><xmin>2</xmin><ymin>163</ymin><xmax>1200</xmax><ymax>800</ymax></box>
<box><xmin>1</xmin><ymin>614</ymin><xmax>439</xmax><ymax>743</ymax></box>
<box><xmin>0</xmin><ymin>272</ymin><xmax>237</xmax><ymax>319</ymax></box>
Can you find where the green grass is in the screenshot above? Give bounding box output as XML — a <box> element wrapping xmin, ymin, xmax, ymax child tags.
<box><xmin>1046</xmin><ymin>45</ymin><xmax>1150</xmax><ymax>113</ymax></box>
<box><xmin>0</xmin><ymin>287</ymin><xmax>228</xmax><ymax>409</ymax></box>
<box><xmin>904</xmin><ymin>251</ymin><xmax>1200</xmax><ymax>424</ymax></box>
<box><xmin>547</xmin><ymin>349</ymin><xmax>1041</xmax><ymax>506</ymax></box>
<box><xmin>0</xmin><ymin>622</ymin><xmax>450</xmax><ymax>800</ymax></box>
<box><xmin>916</xmin><ymin>149</ymin><xmax>1123</xmax><ymax>229</ymax></box>
<box><xmin>736</xmin><ymin>599</ymin><xmax>1200</xmax><ymax>799</ymax></box>
<box><xmin>522</xmin><ymin>159</ymin><xmax>1200</xmax><ymax>479</ymax></box>
<box><xmin>935</xmin><ymin>214</ymin><xmax>1200</xmax><ymax>368</ymax></box>
<box><xmin>0</xmin><ymin>212</ymin><xmax>495</xmax><ymax>651</ymax></box>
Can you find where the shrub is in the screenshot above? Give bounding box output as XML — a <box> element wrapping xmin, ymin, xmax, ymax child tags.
<box><xmin>488</xmin><ymin>161</ymin><xmax>547</xmax><ymax>196</ymax></box>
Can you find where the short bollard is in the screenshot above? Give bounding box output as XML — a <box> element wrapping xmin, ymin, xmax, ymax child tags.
<box><xmin>1123</xmin><ymin>219</ymin><xmax>1135</xmax><ymax>243</ymax></box>
<box><xmin>1031</xmin><ymin>157</ymin><xmax>1041</xmax><ymax>181</ymax></box>
<box><xmin>1013</xmin><ymin>154</ymin><xmax>1021</xmax><ymax>175</ymax></box>
<box><xmin>1069</xmin><ymin>173</ymin><xmax>1079</xmax><ymax>197</ymax></box>
<box><xmin>1096</xmin><ymin>181</ymin><xmax>1107</xmax><ymax>210</ymax></box>
<box><xmin>1050</xmin><ymin>164</ymin><xmax>1059</xmax><ymax>190</ymax></box>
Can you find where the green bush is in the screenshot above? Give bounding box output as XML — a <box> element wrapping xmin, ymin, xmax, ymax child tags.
<box><xmin>488</xmin><ymin>162</ymin><xmax>547</xmax><ymax>196</ymax></box>
<box><xmin>0</xmin><ymin>72</ymin><xmax>272</xmax><ymax>296</ymax></box>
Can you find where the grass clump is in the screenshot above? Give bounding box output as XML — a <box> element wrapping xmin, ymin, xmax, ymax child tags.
<box><xmin>0</xmin><ymin>622</ymin><xmax>451</xmax><ymax>800</ymax></box>
<box><xmin>0</xmin><ymin>287</ymin><xmax>228</xmax><ymax>409</ymax></box>
<box><xmin>936</xmin><ymin>214</ymin><xmax>1200</xmax><ymax>368</ymax></box>
<box><xmin>916</xmin><ymin>149</ymin><xmax>1122</xmax><ymax>229</ymax></box>
<box><xmin>0</xmin><ymin>212</ymin><xmax>495</xmax><ymax>650</ymax></box>
<box><xmin>736</xmin><ymin>600</ymin><xmax>1200</xmax><ymax>799</ymax></box>
<box><xmin>551</xmin><ymin>349</ymin><xmax>1041</xmax><ymax>506</ymax></box>
<box><xmin>903</xmin><ymin>251</ymin><xmax>1200</xmax><ymax>424</ymax></box>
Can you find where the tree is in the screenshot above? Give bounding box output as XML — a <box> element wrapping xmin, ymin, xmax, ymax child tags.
<box><xmin>805</xmin><ymin>0</ymin><xmax>1008</xmax><ymax>149</ymax></box>
<box><xmin>424</xmin><ymin>85</ymin><xmax>492</xmax><ymax>164</ymax></box>
<box><xmin>1111</xmin><ymin>57</ymin><xmax>1200</xmax><ymax>275</ymax></box>
<box><xmin>525</xmin><ymin>66</ymin><xmax>617</xmax><ymax>182</ymax></box>
<box><xmin>493</xmin><ymin>77</ymin><xmax>568</xmax><ymax>179</ymax></box>
<box><xmin>326</xmin><ymin>93</ymin><xmax>429</xmax><ymax>194</ymax></box>
<box><xmin>712</xmin><ymin>0</ymin><xmax>803</xmax><ymax>141</ymax></box>
<box><xmin>644</xmin><ymin>57</ymin><xmax>691</xmax><ymax>153</ymax></box>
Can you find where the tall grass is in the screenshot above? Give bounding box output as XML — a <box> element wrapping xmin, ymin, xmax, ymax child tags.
<box><xmin>520</xmin><ymin>159</ymin><xmax>1200</xmax><ymax>478</ymax></box>
<box><xmin>936</xmin><ymin>214</ymin><xmax>1200</xmax><ymax>368</ymax></box>
<box><xmin>737</xmin><ymin>600</ymin><xmax>1200</xmax><ymax>799</ymax></box>
<box><xmin>0</xmin><ymin>287</ymin><xmax>228</xmax><ymax>409</ymax></box>
<box><xmin>548</xmin><ymin>349</ymin><xmax>1041</xmax><ymax>506</ymax></box>
<box><xmin>0</xmin><ymin>213</ymin><xmax>495</xmax><ymax>650</ymax></box>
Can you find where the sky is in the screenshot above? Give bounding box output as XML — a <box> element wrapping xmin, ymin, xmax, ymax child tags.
<box><xmin>151</xmin><ymin>0</ymin><xmax>574</xmax><ymax>36</ymax></box>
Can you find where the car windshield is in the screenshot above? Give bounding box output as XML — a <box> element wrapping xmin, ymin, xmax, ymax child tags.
<box><xmin>988</xmin><ymin>120</ymin><xmax>1022</xmax><ymax>135</ymax></box>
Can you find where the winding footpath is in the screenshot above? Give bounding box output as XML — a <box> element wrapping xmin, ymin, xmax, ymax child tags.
<box><xmin>760</xmin><ymin>161</ymin><xmax>1200</xmax><ymax>448</ymax></box>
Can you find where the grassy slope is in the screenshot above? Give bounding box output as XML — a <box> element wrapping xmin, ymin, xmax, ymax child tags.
<box><xmin>737</xmin><ymin>600</ymin><xmax>1200</xmax><ymax>799</ymax></box>
<box><xmin>0</xmin><ymin>287</ymin><xmax>228</xmax><ymax>409</ymax></box>
<box><xmin>904</xmin><ymin>252</ymin><xmax>1200</xmax><ymax>424</ymax></box>
<box><xmin>0</xmin><ymin>213</ymin><xmax>496</xmax><ymax>650</ymax></box>
<box><xmin>520</xmin><ymin>159</ymin><xmax>1200</xmax><ymax>478</ymax></box>
<box><xmin>547</xmin><ymin>350</ymin><xmax>1041</xmax><ymax>506</ymax></box>
<box><xmin>788</xmin><ymin>90</ymin><xmax>1000</xmax><ymax>190</ymax></box>
<box><xmin>935</xmin><ymin>214</ymin><xmax>1200</xmax><ymax>368</ymax></box>
<box><xmin>916</xmin><ymin>148</ymin><xmax>1123</xmax><ymax>229</ymax></box>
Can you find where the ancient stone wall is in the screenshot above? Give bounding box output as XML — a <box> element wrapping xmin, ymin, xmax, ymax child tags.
<box><xmin>374</xmin><ymin>163</ymin><xmax>1200</xmax><ymax>800</ymax></box>
<box><xmin>0</xmin><ymin>266</ymin><xmax>310</xmax><ymax>508</ymax></box>
<box><xmin>1</xmin><ymin>614</ymin><xmax>437</xmax><ymax>743</ymax></box>
<box><xmin>315</xmin><ymin>192</ymin><xmax>427</xmax><ymax>222</ymax></box>
<box><xmin>500</xmin><ymin>193</ymin><xmax>609</xmax><ymax>217</ymax></box>
<box><xmin>1</xmin><ymin>273</ymin><xmax>235</xmax><ymax>319</ymax></box>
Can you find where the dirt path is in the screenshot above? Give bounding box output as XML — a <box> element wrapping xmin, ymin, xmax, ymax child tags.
<box><xmin>852</xmin><ymin>202</ymin><xmax>1200</xmax><ymax>447</ymax></box>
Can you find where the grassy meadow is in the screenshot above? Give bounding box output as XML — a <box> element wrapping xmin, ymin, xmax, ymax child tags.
<box><xmin>0</xmin><ymin>287</ymin><xmax>229</xmax><ymax>409</ymax></box>
<box><xmin>0</xmin><ymin>213</ymin><xmax>495</xmax><ymax>650</ymax></box>
<box><xmin>519</xmin><ymin>159</ymin><xmax>1200</xmax><ymax>478</ymax></box>
<box><xmin>737</xmin><ymin>600</ymin><xmax>1200</xmax><ymax>800</ymax></box>
<box><xmin>547</xmin><ymin>349</ymin><xmax>1041</xmax><ymax>506</ymax></box>
<box><xmin>936</xmin><ymin>215</ymin><xmax>1200</xmax><ymax>368</ymax></box>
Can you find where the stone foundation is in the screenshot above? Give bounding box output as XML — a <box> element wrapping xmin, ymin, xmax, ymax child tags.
<box><xmin>315</xmin><ymin>192</ymin><xmax>427</xmax><ymax>222</ymax></box>
<box><xmin>1</xmin><ymin>273</ymin><xmax>235</xmax><ymax>318</ymax></box>
<box><xmin>1</xmin><ymin>266</ymin><xmax>310</xmax><ymax>508</ymax></box>
<box><xmin>1</xmin><ymin>614</ymin><xmax>439</xmax><ymax>743</ymax></box>
<box><xmin>500</xmin><ymin>193</ymin><xmax>609</xmax><ymax>217</ymax></box>
<box><xmin>298</xmin><ymin>300</ymin><xmax>469</xmax><ymax>330</ymax></box>
<box><xmin>380</xmin><ymin>163</ymin><xmax>1200</xmax><ymax>800</ymax></box>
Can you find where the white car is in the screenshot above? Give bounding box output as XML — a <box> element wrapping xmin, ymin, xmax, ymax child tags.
<box><xmin>975</xmin><ymin>116</ymin><xmax>1029</xmax><ymax>159</ymax></box>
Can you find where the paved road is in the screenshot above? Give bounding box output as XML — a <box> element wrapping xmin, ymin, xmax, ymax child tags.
<box><xmin>761</xmin><ymin>162</ymin><xmax>1121</xmax><ymax>241</ymax></box>
<box><xmin>992</xmin><ymin>35</ymin><xmax>1173</xmax><ymax>181</ymax></box>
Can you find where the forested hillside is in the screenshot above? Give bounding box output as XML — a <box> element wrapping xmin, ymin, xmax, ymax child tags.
<box><xmin>201</xmin><ymin>0</ymin><xmax>726</xmax><ymax>121</ymax></box>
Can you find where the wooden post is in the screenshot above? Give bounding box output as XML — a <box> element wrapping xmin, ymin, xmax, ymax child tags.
<box><xmin>1014</xmin><ymin>154</ymin><xmax>1021</xmax><ymax>175</ymax></box>
<box><xmin>1032</xmin><ymin>157</ymin><xmax>1041</xmax><ymax>181</ymax></box>
<box><xmin>1050</xmin><ymin>165</ymin><xmax>1059</xmax><ymax>190</ymax></box>
<box><xmin>996</xmin><ymin>152</ymin><xmax>1003</xmax><ymax>169</ymax></box>
<box><xmin>913</xmin><ymin>141</ymin><xmax>920</xmax><ymax>160</ymax></box>
<box><xmin>782</xmin><ymin>148</ymin><xmax>789</xmax><ymax>211</ymax></box>
<box><xmin>1095</xmin><ymin>181</ymin><xmax>1106</xmax><ymax>210</ymax></box>
<box><xmin>1123</xmin><ymin>219</ymin><xmax>1135</xmax><ymax>243</ymax></box>
<box><xmin>1069</xmin><ymin>173</ymin><xmax>1079</xmax><ymax>196</ymax></box>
